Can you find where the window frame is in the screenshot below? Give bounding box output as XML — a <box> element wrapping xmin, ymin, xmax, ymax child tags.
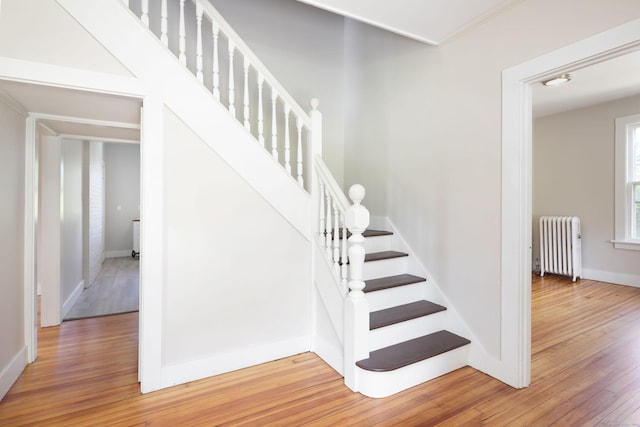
<box><xmin>614</xmin><ymin>113</ymin><xmax>640</xmax><ymax>250</ymax></box>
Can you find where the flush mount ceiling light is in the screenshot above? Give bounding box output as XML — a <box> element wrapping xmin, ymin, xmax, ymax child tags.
<box><xmin>541</xmin><ymin>73</ymin><xmax>572</xmax><ymax>86</ymax></box>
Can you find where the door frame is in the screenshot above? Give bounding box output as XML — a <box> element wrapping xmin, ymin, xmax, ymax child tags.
<box><xmin>501</xmin><ymin>18</ymin><xmax>640</xmax><ymax>388</ymax></box>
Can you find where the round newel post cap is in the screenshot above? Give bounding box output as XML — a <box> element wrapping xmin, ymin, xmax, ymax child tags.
<box><xmin>310</xmin><ymin>98</ymin><xmax>320</xmax><ymax>111</ymax></box>
<box><xmin>349</xmin><ymin>184</ymin><xmax>365</xmax><ymax>205</ymax></box>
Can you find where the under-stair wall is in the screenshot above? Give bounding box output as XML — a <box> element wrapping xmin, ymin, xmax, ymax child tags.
<box><xmin>28</xmin><ymin>0</ymin><xmax>316</xmax><ymax>391</ymax></box>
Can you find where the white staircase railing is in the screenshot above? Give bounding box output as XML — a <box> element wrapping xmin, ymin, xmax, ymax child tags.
<box><xmin>125</xmin><ymin>0</ymin><xmax>314</xmax><ymax>189</ymax></box>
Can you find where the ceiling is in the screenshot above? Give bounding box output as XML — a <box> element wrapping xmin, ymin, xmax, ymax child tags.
<box><xmin>295</xmin><ymin>0</ymin><xmax>521</xmax><ymax>45</ymax></box>
<box><xmin>0</xmin><ymin>80</ymin><xmax>141</xmax><ymax>142</ymax></box>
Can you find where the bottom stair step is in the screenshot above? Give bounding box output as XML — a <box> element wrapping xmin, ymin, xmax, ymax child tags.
<box><xmin>356</xmin><ymin>330</ymin><xmax>470</xmax><ymax>372</ymax></box>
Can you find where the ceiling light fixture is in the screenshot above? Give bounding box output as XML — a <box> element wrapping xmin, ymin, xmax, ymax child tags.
<box><xmin>541</xmin><ymin>73</ymin><xmax>572</xmax><ymax>87</ymax></box>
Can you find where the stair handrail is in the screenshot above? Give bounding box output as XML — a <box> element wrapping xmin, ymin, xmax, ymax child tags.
<box><xmin>126</xmin><ymin>0</ymin><xmax>315</xmax><ymax>188</ymax></box>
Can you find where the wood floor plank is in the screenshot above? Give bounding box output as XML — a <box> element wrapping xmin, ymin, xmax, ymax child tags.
<box><xmin>2</xmin><ymin>274</ymin><xmax>640</xmax><ymax>426</ymax></box>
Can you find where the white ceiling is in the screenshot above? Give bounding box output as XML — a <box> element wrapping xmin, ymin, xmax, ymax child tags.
<box><xmin>296</xmin><ymin>0</ymin><xmax>521</xmax><ymax>45</ymax></box>
<box><xmin>0</xmin><ymin>80</ymin><xmax>141</xmax><ymax>142</ymax></box>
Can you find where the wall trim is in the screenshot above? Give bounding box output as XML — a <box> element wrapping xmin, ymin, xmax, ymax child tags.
<box><xmin>61</xmin><ymin>280</ymin><xmax>85</xmax><ymax>319</ymax></box>
<box><xmin>159</xmin><ymin>337</ymin><xmax>308</xmax><ymax>389</ymax></box>
<box><xmin>583</xmin><ymin>268</ymin><xmax>640</xmax><ymax>288</ymax></box>
<box><xmin>0</xmin><ymin>346</ymin><xmax>27</xmax><ymax>401</ymax></box>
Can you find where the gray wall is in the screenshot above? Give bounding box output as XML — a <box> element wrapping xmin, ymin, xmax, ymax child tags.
<box><xmin>534</xmin><ymin>94</ymin><xmax>640</xmax><ymax>286</ymax></box>
<box><xmin>104</xmin><ymin>143</ymin><xmax>140</xmax><ymax>257</ymax></box>
<box><xmin>0</xmin><ymin>98</ymin><xmax>25</xmax><ymax>399</ymax></box>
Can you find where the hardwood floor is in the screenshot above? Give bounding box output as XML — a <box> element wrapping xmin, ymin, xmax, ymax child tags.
<box><xmin>2</xmin><ymin>274</ymin><xmax>640</xmax><ymax>425</ymax></box>
<box><xmin>64</xmin><ymin>257</ymin><xmax>139</xmax><ymax>320</ymax></box>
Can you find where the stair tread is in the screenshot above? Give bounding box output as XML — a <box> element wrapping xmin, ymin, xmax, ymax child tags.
<box><xmin>364</xmin><ymin>274</ymin><xmax>426</xmax><ymax>293</ymax></box>
<box><xmin>356</xmin><ymin>330</ymin><xmax>471</xmax><ymax>372</ymax></box>
<box><xmin>333</xmin><ymin>229</ymin><xmax>393</xmax><ymax>240</ymax></box>
<box><xmin>365</xmin><ymin>251</ymin><xmax>408</xmax><ymax>262</ymax></box>
<box><xmin>370</xmin><ymin>300</ymin><xmax>446</xmax><ymax>330</ymax></box>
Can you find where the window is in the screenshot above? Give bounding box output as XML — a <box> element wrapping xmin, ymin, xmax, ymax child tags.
<box><xmin>614</xmin><ymin>113</ymin><xmax>640</xmax><ymax>250</ymax></box>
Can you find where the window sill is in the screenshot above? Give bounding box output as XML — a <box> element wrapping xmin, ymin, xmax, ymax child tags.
<box><xmin>611</xmin><ymin>240</ymin><xmax>640</xmax><ymax>251</ymax></box>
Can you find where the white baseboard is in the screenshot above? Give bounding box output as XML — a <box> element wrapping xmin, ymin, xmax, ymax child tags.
<box><xmin>0</xmin><ymin>346</ymin><xmax>27</xmax><ymax>401</ymax></box>
<box><xmin>62</xmin><ymin>280</ymin><xmax>84</xmax><ymax>319</ymax></box>
<box><xmin>582</xmin><ymin>268</ymin><xmax>640</xmax><ymax>288</ymax></box>
<box><xmin>105</xmin><ymin>250</ymin><xmax>133</xmax><ymax>258</ymax></box>
<box><xmin>312</xmin><ymin>335</ymin><xmax>344</xmax><ymax>376</ymax></box>
<box><xmin>158</xmin><ymin>337</ymin><xmax>308</xmax><ymax>391</ymax></box>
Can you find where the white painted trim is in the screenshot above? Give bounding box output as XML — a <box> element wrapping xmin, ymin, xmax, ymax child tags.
<box><xmin>0</xmin><ymin>346</ymin><xmax>27</xmax><ymax>401</ymax></box>
<box><xmin>31</xmin><ymin>113</ymin><xmax>139</xmax><ymax>130</ymax></box>
<box><xmin>160</xmin><ymin>337</ymin><xmax>308</xmax><ymax>389</ymax></box>
<box><xmin>23</xmin><ymin>116</ymin><xmax>37</xmax><ymax>363</ymax></box>
<box><xmin>60</xmin><ymin>134</ymin><xmax>139</xmax><ymax>144</ymax></box>
<box><xmin>0</xmin><ymin>89</ymin><xmax>27</xmax><ymax>115</ymax></box>
<box><xmin>502</xmin><ymin>18</ymin><xmax>640</xmax><ymax>389</ymax></box>
<box><xmin>105</xmin><ymin>249</ymin><xmax>134</xmax><ymax>258</ymax></box>
<box><xmin>138</xmin><ymin>97</ymin><xmax>163</xmax><ymax>393</ymax></box>
<box><xmin>312</xmin><ymin>334</ymin><xmax>344</xmax><ymax>376</ymax></box>
<box><xmin>583</xmin><ymin>268</ymin><xmax>640</xmax><ymax>288</ymax></box>
<box><xmin>61</xmin><ymin>280</ymin><xmax>84</xmax><ymax>319</ymax></box>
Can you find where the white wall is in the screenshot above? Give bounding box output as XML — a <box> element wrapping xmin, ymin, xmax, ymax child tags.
<box><xmin>61</xmin><ymin>139</ymin><xmax>84</xmax><ymax>311</ymax></box>
<box><xmin>104</xmin><ymin>143</ymin><xmax>140</xmax><ymax>257</ymax></box>
<box><xmin>343</xmin><ymin>0</ymin><xmax>640</xmax><ymax>358</ymax></box>
<box><xmin>0</xmin><ymin>97</ymin><xmax>25</xmax><ymax>400</ymax></box>
<box><xmin>84</xmin><ymin>141</ymin><xmax>104</xmax><ymax>288</ymax></box>
<box><xmin>534</xmin><ymin>94</ymin><xmax>640</xmax><ymax>286</ymax></box>
<box><xmin>162</xmin><ymin>107</ymin><xmax>310</xmax><ymax>370</ymax></box>
<box><xmin>210</xmin><ymin>0</ymin><xmax>347</xmax><ymax>185</ymax></box>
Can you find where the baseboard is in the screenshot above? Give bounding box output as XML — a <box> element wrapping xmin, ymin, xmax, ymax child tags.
<box><xmin>0</xmin><ymin>346</ymin><xmax>27</xmax><ymax>401</ymax></box>
<box><xmin>62</xmin><ymin>280</ymin><xmax>84</xmax><ymax>319</ymax></box>
<box><xmin>105</xmin><ymin>250</ymin><xmax>133</xmax><ymax>258</ymax></box>
<box><xmin>312</xmin><ymin>334</ymin><xmax>344</xmax><ymax>376</ymax></box>
<box><xmin>159</xmin><ymin>336</ymin><xmax>308</xmax><ymax>390</ymax></box>
<box><xmin>582</xmin><ymin>268</ymin><xmax>640</xmax><ymax>288</ymax></box>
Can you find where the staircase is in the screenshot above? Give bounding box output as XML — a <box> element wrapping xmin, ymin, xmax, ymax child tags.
<box><xmin>69</xmin><ymin>0</ymin><xmax>474</xmax><ymax>397</ymax></box>
<box><xmin>344</xmin><ymin>228</ymin><xmax>471</xmax><ymax>398</ymax></box>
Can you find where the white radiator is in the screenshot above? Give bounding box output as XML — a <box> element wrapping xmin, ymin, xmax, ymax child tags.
<box><xmin>539</xmin><ymin>216</ymin><xmax>582</xmax><ymax>282</ymax></box>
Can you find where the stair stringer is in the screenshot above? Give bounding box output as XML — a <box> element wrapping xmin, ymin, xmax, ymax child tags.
<box><xmin>57</xmin><ymin>0</ymin><xmax>311</xmax><ymax>238</ymax></box>
<box><xmin>374</xmin><ymin>217</ymin><xmax>501</xmax><ymax>384</ymax></box>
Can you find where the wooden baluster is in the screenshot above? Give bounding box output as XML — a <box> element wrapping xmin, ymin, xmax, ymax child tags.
<box><xmin>284</xmin><ymin>105</ymin><xmax>291</xmax><ymax>174</ymax></box>
<box><xmin>319</xmin><ymin>183</ymin><xmax>326</xmax><ymax>246</ymax></box>
<box><xmin>325</xmin><ymin>192</ymin><xmax>332</xmax><ymax>257</ymax></box>
<box><xmin>333</xmin><ymin>201</ymin><xmax>340</xmax><ymax>271</ymax></box>
<box><xmin>257</xmin><ymin>74</ymin><xmax>265</xmax><ymax>147</ymax></box>
<box><xmin>212</xmin><ymin>24</ymin><xmax>220</xmax><ymax>100</ymax></box>
<box><xmin>243</xmin><ymin>57</ymin><xmax>251</xmax><ymax>131</ymax></box>
<box><xmin>160</xmin><ymin>0</ymin><xmax>168</xmax><ymax>46</ymax></box>
<box><xmin>341</xmin><ymin>215</ymin><xmax>348</xmax><ymax>286</ymax></box>
<box><xmin>178</xmin><ymin>0</ymin><xmax>186</xmax><ymax>65</ymax></box>
<box><xmin>271</xmin><ymin>89</ymin><xmax>278</xmax><ymax>160</ymax></box>
<box><xmin>296</xmin><ymin>118</ymin><xmax>304</xmax><ymax>187</ymax></box>
<box><xmin>141</xmin><ymin>0</ymin><xmax>149</xmax><ymax>27</ymax></box>
<box><xmin>195</xmin><ymin>3</ymin><xmax>204</xmax><ymax>83</ymax></box>
<box><xmin>228</xmin><ymin>41</ymin><xmax>236</xmax><ymax>117</ymax></box>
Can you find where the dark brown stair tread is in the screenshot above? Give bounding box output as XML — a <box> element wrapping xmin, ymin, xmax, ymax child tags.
<box><xmin>356</xmin><ymin>330</ymin><xmax>470</xmax><ymax>372</ymax></box>
<box><xmin>365</xmin><ymin>251</ymin><xmax>408</xmax><ymax>262</ymax></box>
<box><xmin>364</xmin><ymin>274</ymin><xmax>426</xmax><ymax>293</ymax></box>
<box><xmin>332</xmin><ymin>229</ymin><xmax>393</xmax><ymax>240</ymax></box>
<box><xmin>370</xmin><ymin>301</ymin><xmax>446</xmax><ymax>330</ymax></box>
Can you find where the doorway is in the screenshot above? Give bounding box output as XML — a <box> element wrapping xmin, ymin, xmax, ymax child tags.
<box><xmin>500</xmin><ymin>19</ymin><xmax>640</xmax><ymax>388</ymax></box>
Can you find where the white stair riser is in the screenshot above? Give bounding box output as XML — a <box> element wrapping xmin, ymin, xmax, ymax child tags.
<box><xmin>363</xmin><ymin>257</ymin><xmax>408</xmax><ymax>280</ymax></box>
<box><xmin>363</xmin><ymin>235</ymin><xmax>398</xmax><ymax>253</ymax></box>
<box><xmin>369</xmin><ymin>311</ymin><xmax>448</xmax><ymax>351</ymax></box>
<box><xmin>356</xmin><ymin>345</ymin><xmax>470</xmax><ymax>398</ymax></box>
<box><xmin>365</xmin><ymin>282</ymin><xmax>425</xmax><ymax>312</ymax></box>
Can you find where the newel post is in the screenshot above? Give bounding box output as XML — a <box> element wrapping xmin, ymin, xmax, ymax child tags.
<box><xmin>344</xmin><ymin>184</ymin><xmax>370</xmax><ymax>392</ymax></box>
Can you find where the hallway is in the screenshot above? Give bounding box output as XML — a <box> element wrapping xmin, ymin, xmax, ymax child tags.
<box><xmin>64</xmin><ymin>257</ymin><xmax>139</xmax><ymax>320</ymax></box>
